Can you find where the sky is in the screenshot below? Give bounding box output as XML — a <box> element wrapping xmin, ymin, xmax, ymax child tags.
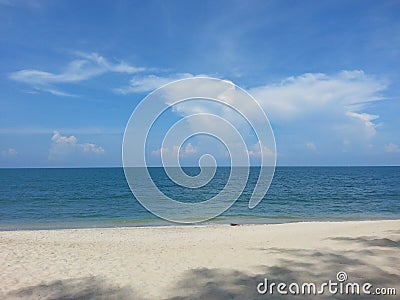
<box><xmin>1</xmin><ymin>0</ymin><xmax>399</xmax><ymax>167</ymax></box>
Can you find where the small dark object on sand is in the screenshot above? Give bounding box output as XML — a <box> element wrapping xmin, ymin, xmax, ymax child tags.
<box><xmin>230</xmin><ymin>223</ymin><xmax>239</xmax><ymax>226</ymax></box>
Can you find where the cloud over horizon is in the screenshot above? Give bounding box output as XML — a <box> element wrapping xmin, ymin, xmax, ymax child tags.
<box><xmin>49</xmin><ymin>131</ymin><xmax>105</xmax><ymax>160</ymax></box>
<box><xmin>2</xmin><ymin>1</ymin><xmax>399</xmax><ymax>167</ymax></box>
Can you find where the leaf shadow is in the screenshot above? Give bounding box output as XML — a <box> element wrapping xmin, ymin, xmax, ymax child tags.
<box><xmin>167</xmin><ymin>236</ymin><xmax>400</xmax><ymax>300</ymax></box>
<box><xmin>2</xmin><ymin>276</ymin><xmax>139</xmax><ymax>300</ymax></box>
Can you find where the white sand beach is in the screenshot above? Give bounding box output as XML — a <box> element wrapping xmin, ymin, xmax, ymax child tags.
<box><xmin>1</xmin><ymin>220</ymin><xmax>399</xmax><ymax>299</ymax></box>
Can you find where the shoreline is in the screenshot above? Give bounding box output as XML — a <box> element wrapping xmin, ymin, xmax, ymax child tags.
<box><xmin>1</xmin><ymin>216</ymin><xmax>399</xmax><ymax>232</ymax></box>
<box><xmin>1</xmin><ymin>219</ymin><xmax>399</xmax><ymax>299</ymax></box>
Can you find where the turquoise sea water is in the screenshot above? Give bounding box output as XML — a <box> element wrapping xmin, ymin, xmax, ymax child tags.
<box><xmin>0</xmin><ymin>167</ymin><xmax>399</xmax><ymax>230</ymax></box>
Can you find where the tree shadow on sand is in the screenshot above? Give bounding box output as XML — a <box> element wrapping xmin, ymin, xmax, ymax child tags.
<box><xmin>167</xmin><ymin>236</ymin><xmax>400</xmax><ymax>300</ymax></box>
<box><xmin>2</xmin><ymin>276</ymin><xmax>138</xmax><ymax>300</ymax></box>
<box><xmin>330</xmin><ymin>236</ymin><xmax>400</xmax><ymax>248</ymax></box>
<box><xmin>3</xmin><ymin>235</ymin><xmax>399</xmax><ymax>300</ymax></box>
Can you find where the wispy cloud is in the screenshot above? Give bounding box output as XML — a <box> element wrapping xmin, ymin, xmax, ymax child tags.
<box><xmin>49</xmin><ymin>131</ymin><xmax>104</xmax><ymax>160</ymax></box>
<box><xmin>41</xmin><ymin>87</ymin><xmax>78</xmax><ymax>97</ymax></box>
<box><xmin>10</xmin><ymin>52</ymin><xmax>145</xmax><ymax>96</ymax></box>
<box><xmin>114</xmin><ymin>73</ymin><xmax>195</xmax><ymax>94</ymax></box>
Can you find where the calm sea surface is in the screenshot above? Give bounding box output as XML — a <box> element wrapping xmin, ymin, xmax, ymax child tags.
<box><xmin>0</xmin><ymin>167</ymin><xmax>399</xmax><ymax>230</ymax></box>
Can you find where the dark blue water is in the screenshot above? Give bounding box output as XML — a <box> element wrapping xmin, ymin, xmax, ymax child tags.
<box><xmin>0</xmin><ymin>167</ymin><xmax>399</xmax><ymax>230</ymax></box>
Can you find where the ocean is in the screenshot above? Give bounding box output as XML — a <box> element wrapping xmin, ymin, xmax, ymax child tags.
<box><xmin>0</xmin><ymin>167</ymin><xmax>399</xmax><ymax>230</ymax></box>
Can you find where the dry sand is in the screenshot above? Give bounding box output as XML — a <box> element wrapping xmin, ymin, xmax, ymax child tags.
<box><xmin>1</xmin><ymin>220</ymin><xmax>399</xmax><ymax>299</ymax></box>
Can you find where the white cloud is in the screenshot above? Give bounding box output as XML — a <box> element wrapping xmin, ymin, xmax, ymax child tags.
<box><xmin>81</xmin><ymin>143</ymin><xmax>105</xmax><ymax>154</ymax></box>
<box><xmin>132</xmin><ymin>77</ymin><xmax>275</xmax><ymax>167</ymax></box>
<box><xmin>249</xmin><ymin>70</ymin><xmax>386</xmax><ymax>123</ymax></box>
<box><xmin>155</xmin><ymin>71</ymin><xmax>386</xmax><ymax>135</ymax></box>
<box><xmin>114</xmin><ymin>73</ymin><xmax>195</xmax><ymax>94</ymax></box>
<box><xmin>1</xmin><ymin>148</ymin><xmax>17</xmax><ymax>157</ymax></box>
<box><xmin>385</xmin><ymin>143</ymin><xmax>400</xmax><ymax>153</ymax></box>
<box><xmin>147</xmin><ymin>70</ymin><xmax>386</xmax><ymax>159</ymax></box>
<box><xmin>249</xmin><ymin>71</ymin><xmax>385</xmax><ymax>147</ymax></box>
<box><xmin>151</xmin><ymin>143</ymin><xmax>197</xmax><ymax>158</ymax></box>
<box><xmin>49</xmin><ymin>131</ymin><xmax>104</xmax><ymax>159</ymax></box>
<box><xmin>156</xmin><ymin>78</ymin><xmax>265</xmax><ymax>146</ymax></box>
<box><xmin>151</xmin><ymin>147</ymin><xmax>170</xmax><ymax>157</ymax></box>
<box><xmin>160</xmin><ymin>71</ymin><xmax>386</xmax><ymax>148</ymax></box>
<box><xmin>10</xmin><ymin>52</ymin><xmax>144</xmax><ymax>96</ymax></box>
<box><xmin>182</xmin><ymin>143</ymin><xmax>197</xmax><ymax>156</ymax></box>
<box><xmin>246</xmin><ymin>141</ymin><xmax>274</xmax><ymax>158</ymax></box>
<box><xmin>51</xmin><ymin>131</ymin><xmax>77</xmax><ymax>144</ymax></box>
<box><xmin>345</xmin><ymin>111</ymin><xmax>379</xmax><ymax>139</ymax></box>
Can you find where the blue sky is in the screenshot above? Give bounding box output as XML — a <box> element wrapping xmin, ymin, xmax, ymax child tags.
<box><xmin>1</xmin><ymin>0</ymin><xmax>399</xmax><ymax>167</ymax></box>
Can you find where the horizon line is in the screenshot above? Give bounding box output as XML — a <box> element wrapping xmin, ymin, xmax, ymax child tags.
<box><xmin>1</xmin><ymin>165</ymin><xmax>399</xmax><ymax>169</ymax></box>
